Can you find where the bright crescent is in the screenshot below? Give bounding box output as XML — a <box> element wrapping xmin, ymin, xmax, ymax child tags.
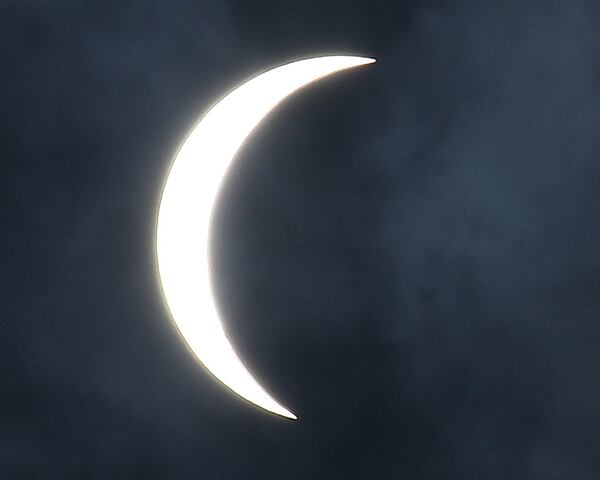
<box><xmin>157</xmin><ymin>56</ymin><xmax>375</xmax><ymax>419</ymax></box>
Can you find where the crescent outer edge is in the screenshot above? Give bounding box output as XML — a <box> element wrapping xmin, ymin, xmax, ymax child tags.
<box><xmin>156</xmin><ymin>56</ymin><xmax>375</xmax><ymax>419</ymax></box>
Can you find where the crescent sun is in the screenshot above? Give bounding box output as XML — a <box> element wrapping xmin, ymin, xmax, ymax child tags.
<box><xmin>156</xmin><ymin>56</ymin><xmax>375</xmax><ymax>420</ymax></box>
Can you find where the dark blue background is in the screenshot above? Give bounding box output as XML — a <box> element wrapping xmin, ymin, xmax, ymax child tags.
<box><xmin>2</xmin><ymin>0</ymin><xmax>600</xmax><ymax>477</ymax></box>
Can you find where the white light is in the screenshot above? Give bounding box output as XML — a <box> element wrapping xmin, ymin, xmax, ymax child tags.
<box><xmin>156</xmin><ymin>56</ymin><xmax>375</xmax><ymax>420</ymax></box>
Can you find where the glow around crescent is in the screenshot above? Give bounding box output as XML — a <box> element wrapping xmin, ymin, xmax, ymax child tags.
<box><xmin>156</xmin><ymin>56</ymin><xmax>375</xmax><ymax>419</ymax></box>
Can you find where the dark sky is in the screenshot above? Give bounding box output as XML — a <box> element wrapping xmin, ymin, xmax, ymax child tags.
<box><xmin>3</xmin><ymin>0</ymin><xmax>600</xmax><ymax>477</ymax></box>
